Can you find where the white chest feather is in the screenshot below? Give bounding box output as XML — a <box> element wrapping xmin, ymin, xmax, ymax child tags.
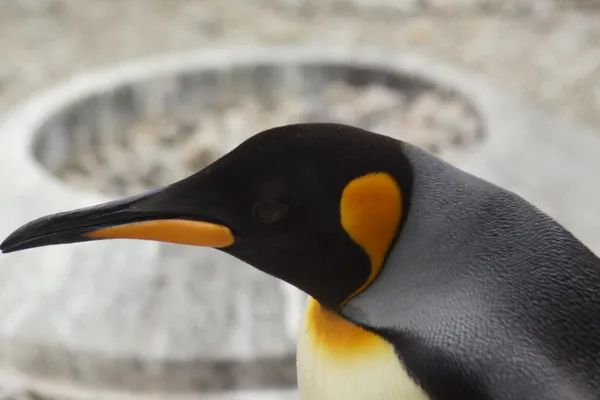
<box><xmin>296</xmin><ymin>299</ymin><xmax>430</xmax><ymax>400</ymax></box>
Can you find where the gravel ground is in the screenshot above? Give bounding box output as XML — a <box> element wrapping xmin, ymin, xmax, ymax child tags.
<box><xmin>0</xmin><ymin>0</ymin><xmax>599</xmax><ymax>131</ymax></box>
<box><xmin>59</xmin><ymin>82</ymin><xmax>483</xmax><ymax>196</ymax></box>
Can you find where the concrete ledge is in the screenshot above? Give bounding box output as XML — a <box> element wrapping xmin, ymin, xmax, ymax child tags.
<box><xmin>0</xmin><ymin>371</ymin><xmax>299</xmax><ymax>400</ymax></box>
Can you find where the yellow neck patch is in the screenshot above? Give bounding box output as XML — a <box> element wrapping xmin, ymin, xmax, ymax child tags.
<box><xmin>340</xmin><ymin>172</ymin><xmax>403</xmax><ymax>304</ymax></box>
<box><xmin>303</xmin><ymin>297</ymin><xmax>387</xmax><ymax>358</ymax></box>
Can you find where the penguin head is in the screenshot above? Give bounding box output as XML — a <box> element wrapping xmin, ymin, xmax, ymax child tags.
<box><xmin>1</xmin><ymin>123</ymin><xmax>412</xmax><ymax>310</ymax></box>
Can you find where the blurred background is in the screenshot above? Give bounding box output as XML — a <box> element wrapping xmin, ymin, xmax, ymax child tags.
<box><xmin>0</xmin><ymin>0</ymin><xmax>599</xmax><ymax>128</ymax></box>
<box><xmin>0</xmin><ymin>0</ymin><xmax>599</xmax><ymax>399</ymax></box>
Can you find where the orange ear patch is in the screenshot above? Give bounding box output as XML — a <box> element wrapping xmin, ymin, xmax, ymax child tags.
<box><xmin>297</xmin><ymin>173</ymin><xmax>415</xmax><ymax>397</ymax></box>
<box><xmin>340</xmin><ymin>172</ymin><xmax>403</xmax><ymax>304</ymax></box>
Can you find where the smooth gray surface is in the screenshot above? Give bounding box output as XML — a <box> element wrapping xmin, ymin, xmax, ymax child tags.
<box><xmin>1</xmin><ymin>45</ymin><xmax>600</xmax><ymax>399</ymax></box>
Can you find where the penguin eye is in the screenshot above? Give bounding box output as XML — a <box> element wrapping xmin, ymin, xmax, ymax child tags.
<box><xmin>252</xmin><ymin>200</ymin><xmax>288</xmax><ymax>224</ymax></box>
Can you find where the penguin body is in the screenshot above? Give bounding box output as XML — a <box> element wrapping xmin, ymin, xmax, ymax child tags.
<box><xmin>342</xmin><ymin>142</ymin><xmax>600</xmax><ymax>399</ymax></box>
<box><xmin>3</xmin><ymin>123</ymin><xmax>600</xmax><ymax>400</ymax></box>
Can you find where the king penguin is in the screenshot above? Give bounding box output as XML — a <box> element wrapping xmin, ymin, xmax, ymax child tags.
<box><xmin>3</xmin><ymin>123</ymin><xmax>600</xmax><ymax>400</ymax></box>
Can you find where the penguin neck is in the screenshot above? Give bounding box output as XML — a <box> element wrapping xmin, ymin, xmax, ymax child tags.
<box><xmin>298</xmin><ymin>297</ymin><xmax>431</xmax><ymax>399</ymax></box>
<box><xmin>340</xmin><ymin>142</ymin><xmax>507</xmax><ymax>331</ymax></box>
<box><xmin>300</xmin><ymin>167</ymin><xmax>406</xmax><ymax>353</ymax></box>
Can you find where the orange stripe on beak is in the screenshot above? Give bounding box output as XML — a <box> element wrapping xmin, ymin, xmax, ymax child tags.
<box><xmin>86</xmin><ymin>219</ymin><xmax>234</xmax><ymax>248</ymax></box>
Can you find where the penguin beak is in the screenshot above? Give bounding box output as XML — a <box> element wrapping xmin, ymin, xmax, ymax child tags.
<box><xmin>0</xmin><ymin>185</ymin><xmax>235</xmax><ymax>254</ymax></box>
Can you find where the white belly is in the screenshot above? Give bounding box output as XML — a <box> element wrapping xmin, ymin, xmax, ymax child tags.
<box><xmin>296</xmin><ymin>299</ymin><xmax>430</xmax><ymax>400</ymax></box>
